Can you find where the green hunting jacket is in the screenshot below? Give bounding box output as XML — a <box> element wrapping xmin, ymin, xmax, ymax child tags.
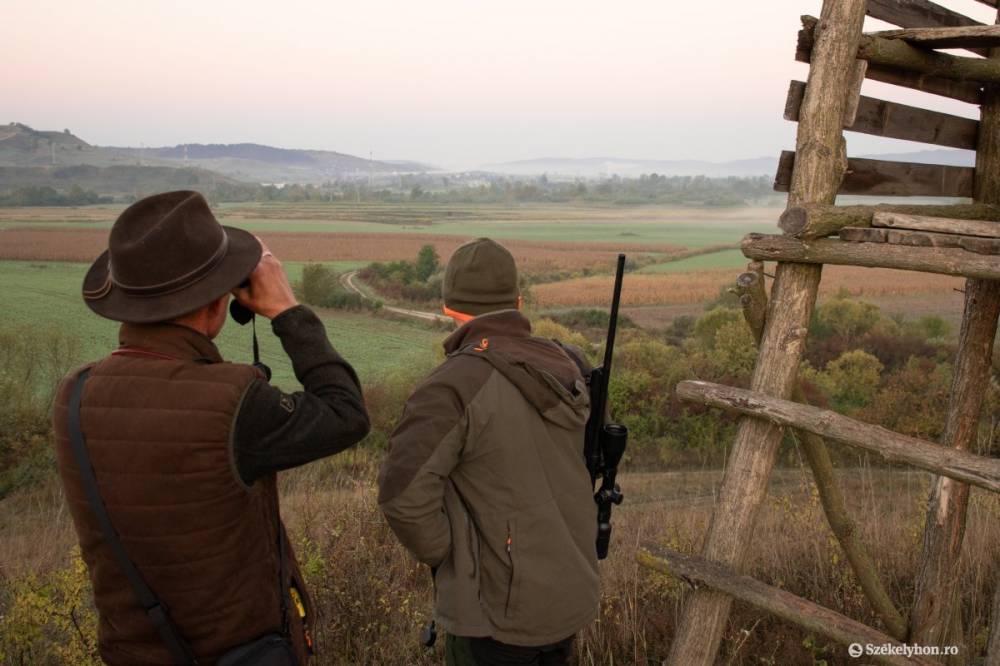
<box><xmin>377</xmin><ymin>310</ymin><xmax>599</xmax><ymax>647</ymax></box>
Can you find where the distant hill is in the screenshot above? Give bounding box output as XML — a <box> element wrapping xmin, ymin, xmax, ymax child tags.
<box><xmin>0</xmin><ymin>123</ymin><xmax>435</xmax><ymax>185</ymax></box>
<box><xmin>483</xmin><ymin>148</ymin><xmax>977</xmax><ymax>178</ymax></box>
<box><xmin>109</xmin><ymin>143</ymin><xmax>434</xmax><ymax>184</ymax></box>
<box><xmin>480</xmin><ymin>156</ymin><xmax>779</xmax><ymax>178</ymax></box>
<box><xmin>0</xmin><ymin>164</ymin><xmax>240</xmax><ymax>198</ymax></box>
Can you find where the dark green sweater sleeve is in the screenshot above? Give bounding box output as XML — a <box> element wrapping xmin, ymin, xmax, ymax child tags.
<box><xmin>233</xmin><ymin>305</ymin><xmax>370</xmax><ymax>485</ymax></box>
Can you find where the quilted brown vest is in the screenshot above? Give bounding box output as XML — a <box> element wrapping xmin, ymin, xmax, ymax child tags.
<box><xmin>51</xmin><ymin>323</ymin><xmax>310</xmax><ymax>665</ymax></box>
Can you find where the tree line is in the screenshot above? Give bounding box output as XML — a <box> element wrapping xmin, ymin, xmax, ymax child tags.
<box><xmin>0</xmin><ymin>174</ymin><xmax>779</xmax><ymax>207</ymax></box>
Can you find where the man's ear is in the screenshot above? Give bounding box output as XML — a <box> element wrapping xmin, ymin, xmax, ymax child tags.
<box><xmin>212</xmin><ymin>293</ymin><xmax>230</xmax><ymax>316</ymax></box>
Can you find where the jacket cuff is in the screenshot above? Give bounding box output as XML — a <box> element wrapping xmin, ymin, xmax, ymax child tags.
<box><xmin>270</xmin><ymin>304</ymin><xmax>316</xmax><ymax>332</ymax></box>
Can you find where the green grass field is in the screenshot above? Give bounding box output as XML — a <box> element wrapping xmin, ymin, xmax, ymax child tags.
<box><xmin>0</xmin><ymin>260</ymin><xmax>442</xmax><ymax>390</ymax></box>
<box><xmin>0</xmin><ymin>202</ymin><xmax>779</xmax><ymax>248</ymax></box>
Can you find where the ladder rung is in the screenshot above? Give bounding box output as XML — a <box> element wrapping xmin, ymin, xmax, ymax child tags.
<box><xmin>741</xmin><ymin>233</ymin><xmax>1000</xmax><ymax>281</ymax></box>
<box><xmin>676</xmin><ymin>380</ymin><xmax>1000</xmax><ymax>493</ymax></box>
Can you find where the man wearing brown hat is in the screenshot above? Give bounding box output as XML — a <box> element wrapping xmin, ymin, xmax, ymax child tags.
<box><xmin>378</xmin><ymin>238</ymin><xmax>599</xmax><ymax>665</ymax></box>
<box><xmin>51</xmin><ymin>190</ymin><xmax>370</xmax><ymax>665</ymax></box>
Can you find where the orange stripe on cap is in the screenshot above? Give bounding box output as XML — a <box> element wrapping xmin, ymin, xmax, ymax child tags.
<box><xmin>442</xmin><ymin>305</ymin><xmax>476</xmax><ymax>323</ymax></box>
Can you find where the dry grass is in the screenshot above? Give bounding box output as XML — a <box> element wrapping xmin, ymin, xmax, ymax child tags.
<box><xmin>0</xmin><ymin>228</ymin><xmax>682</xmax><ymax>275</ymax></box>
<box><xmin>533</xmin><ymin>265</ymin><xmax>964</xmax><ymax>308</ymax></box>
<box><xmin>3</xmin><ymin>459</ymin><xmax>999</xmax><ymax>665</ymax></box>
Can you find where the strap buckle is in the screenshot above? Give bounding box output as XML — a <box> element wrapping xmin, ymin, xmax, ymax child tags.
<box><xmin>145</xmin><ymin>602</ymin><xmax>170</xmax><ymax>628</ymax></box>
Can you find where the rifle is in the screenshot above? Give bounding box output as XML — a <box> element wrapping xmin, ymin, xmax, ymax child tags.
<box><xmin>584</xmin><ymin>253</ymin><xmax>629</xmax><ymax>560</ymax></box>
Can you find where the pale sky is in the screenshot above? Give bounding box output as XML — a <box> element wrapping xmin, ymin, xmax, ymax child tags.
<box><xmin>2</xmin><ymin>0</ymin><xmax>997</xmax><ymax>168</ymax></box>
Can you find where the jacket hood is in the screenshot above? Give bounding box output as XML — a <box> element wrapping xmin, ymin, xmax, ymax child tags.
<box><xmin>444</xmin><ymin>310</ymin><xmax>590</xmax><ymax>430</ymax></box>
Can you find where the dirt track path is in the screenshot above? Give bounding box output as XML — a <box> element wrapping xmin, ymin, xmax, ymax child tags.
<box><xmin>340</xmin><ymin>270</ymin><xmax>451</xmax><ymax>324</ymax></box>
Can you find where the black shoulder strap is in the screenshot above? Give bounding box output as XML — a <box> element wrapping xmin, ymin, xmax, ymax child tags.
<box><xmin>68</xmin><ymin>369</ymin><xmax>199</xmax><ymax>666</ymax></box>
<box><xmin>277</xmin><ymin>520</ymin><xmax>290</xmax><ymax>639</ymax></box>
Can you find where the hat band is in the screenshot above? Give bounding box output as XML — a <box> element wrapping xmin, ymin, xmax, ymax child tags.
<box><xmin>110</xmin><ymin>235</ymin><xmax>230</xmax><ymax>298</ymax></box>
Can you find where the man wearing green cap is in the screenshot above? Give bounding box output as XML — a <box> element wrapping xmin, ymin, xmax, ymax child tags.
<box><xmin>378</xmin><ymin>238</ymin><xmax>600</xmax><ymax>665</ymax></box>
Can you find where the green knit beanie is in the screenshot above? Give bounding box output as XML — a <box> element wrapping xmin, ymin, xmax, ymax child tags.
<box><xmin>442</xmin><ymin>238</ymin><xmax>519</xmax><ymax>316</ymax></box>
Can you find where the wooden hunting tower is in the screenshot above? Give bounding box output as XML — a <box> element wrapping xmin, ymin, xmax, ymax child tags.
<box><xmin>638</xmin><ymin>1</ymin><xmax>1000</xmax><ymax>664</ymax></box>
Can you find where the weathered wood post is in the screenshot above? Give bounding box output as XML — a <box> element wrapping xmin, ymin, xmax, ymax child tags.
<box><xmin>732</xmin><ymin>265</ymin><xmax>907</xmax><ymax>639</ymax></box>
<box><xmin>910</xmin><ymin>8</ymin><xmax>1000</xmax><ymax>653</ymax></box>
<box><xmin>665</xmin><ymin>1</ymin><xmax>868</xmax><ymax>662</ymax></box>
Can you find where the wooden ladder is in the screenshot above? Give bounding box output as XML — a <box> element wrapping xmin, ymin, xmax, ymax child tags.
<box><xmin>638</xmin><ymin>1</ymin><xmax>1000</xmax><ymax>664</ymax></box>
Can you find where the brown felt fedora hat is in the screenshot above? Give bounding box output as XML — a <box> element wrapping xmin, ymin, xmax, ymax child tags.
<box><xmin>82</xmin><ymin>190</ymin><xmax>262</xmax><ymax>323</ymax></box>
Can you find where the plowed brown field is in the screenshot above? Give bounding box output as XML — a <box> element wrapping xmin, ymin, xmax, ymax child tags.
<box><xmin>0</xmin><ymin>227</ymin><xmax>683</xmax><ymax>274</ymax></box>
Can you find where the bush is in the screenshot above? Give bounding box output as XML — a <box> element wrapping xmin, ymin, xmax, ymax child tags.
<box><xmin>811</xmin><ymin>297</ymin><xmax>881</xmax><ymax>342</ymax></box>
<box><xmin>816</xmin><ymin>349</ymin><xmax>883</xmax><ymax>413</ymax></box>
<box><xmin>297</xmin><ymin>264</ymin><xmax>377</xmax><ymax>311</ymax></box>
<box><xmin>358</xmin><ymin>246</ymin><xmax>444</xmax><ymax>305</ymax></box>
<box><xmin>691</xmin><ymin>307</ymin><xmax>744</xmax><ymax>351</ymax></box>
<box><xmin>0</xmin><ymin>548</ymin><xmax>100</xmax><ymax>664</ymax></box>
<box><xmin>0</xmin><ymin>328</ymin><xmax>81</xmax><ymax>498</ymax></box>
<box><xmin>532</xmin><ymin>318</ymin><xmax>592</xmax><ymax>356</ymax></box>
<box><xmin>542</xmin><ymin>309</ymin><xmax>635</xmax><ymax>331</ymax></box>
<box><xmin>859</xmin><ymin>357</ymin><xmax>952</xmax><ymax>440</ymax></box>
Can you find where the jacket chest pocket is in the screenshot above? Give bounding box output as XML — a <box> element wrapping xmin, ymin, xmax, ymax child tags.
<box><xmin>504</xmin><ymin>519</ymin><xmax>521</xmax><ymax>619</ymax></box>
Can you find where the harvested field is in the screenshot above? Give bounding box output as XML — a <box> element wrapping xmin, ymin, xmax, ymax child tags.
<box><xmin>0</xmin><ymin>203</ymin><xmax>781</xmax><ymax>247</ymax></box>
<box><xmin>0</xmin><ymin>227</ymin><xmax>684</xmax><ymax>274</ymax></box>
<box><xmin>532</xmin><ymin>265</ymin><xmax>964</xmax><ymax>308</ymax></box>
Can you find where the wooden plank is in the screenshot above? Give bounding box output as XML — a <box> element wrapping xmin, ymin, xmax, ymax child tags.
<box><xmin>863</xmin><ymin>61</ymin><xmax>984</xmax><ymax>104</ymax></box>
<box><xmin>839</xmin><ymin>226</ymin><xmax>889</xmax><ymax>242</ymax></box>
<box><xmin>676</xmin><ymin>380</ymin><xmax>1000</xmax><ymax>493</ymax></box>
<box><xmin>668</xmin><ymin>2</ymin><xmax>867</xmax><ymax>663</ymax></box>
<box><xmin>779</xmin><ymin>203</ymin><xmax>1000</xmax><ymax>238</ymax></box>
<box><xmin>843</xmin><ymin>60</ymin><xmax>867</xmax><ymax>127</ymax></box>
<box><xmin>741</xmin><ymin>233</ymin><xmax>1000</xmax><ymax>281</ymax></box>
<box><xmin>871</xmin><ymin>25</ymin><xmax>1000</xmax><ymax>49</ymax></box>
<box><xmin>886</xmin><ymin>227</ymin><xmax>962</xmax><ymax>247</ymax></box>
<box><xmin>798</xmin><ymin>16</ymin><xmax>985</xmax><ymax>103</ymax></box>
<box><xmin>880</xmin><ymin>227</ymin><xmax>1000</xmax><ymax>253</ymax></box>
<box><xmin>773</xmin><ymin>150</ymin><xmax>796</xmax><ymax>193</ymax></box>
<box><xmin>866</xmin><ymin>0</ymin><xmax>988</xmax><ymax>56</ymax></box>
<box><xmin>960</xmin><ymin>235</ymin><xmax>1000</xmax><ymax>253</ymax></box>
<box><xmin>775</xmin><ymin>151</ymin><xmax>975</xmax><ymax>197</ymax></box>
<box><xmin>866</xmin><ymin>0</ymin><xmax>982</xmax><ymax>31</ymax></box>
<box><xmin>638</xmin><ymin>545</ymin><xmax>935</xmax><ymax>666</ymax></box>
<box><xmin>858</xmin><ymin>27</ymin><xmax>1000</xmax><ymax>84</ymax></box>
<box><xmin>873</xmin><ymin>211</ymin><xmax>1000</xmax><ymax>237</ymax></box>
<box><xmin>785</xmin><ymin>80</ymin><xmax>979</xmax><ymax>149</ymax></box>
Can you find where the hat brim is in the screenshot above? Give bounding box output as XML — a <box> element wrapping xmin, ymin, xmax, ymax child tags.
<box><xmin>82</xmin><ymin>226</ymin><xmax>263</xmax><ymax>324</ymax></box>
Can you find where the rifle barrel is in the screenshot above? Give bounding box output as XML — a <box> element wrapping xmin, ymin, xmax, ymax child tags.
<box><xmin>600</xmin><ymin>254</ymin><xmax>626</xmax><ymax>391</ymax></box>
